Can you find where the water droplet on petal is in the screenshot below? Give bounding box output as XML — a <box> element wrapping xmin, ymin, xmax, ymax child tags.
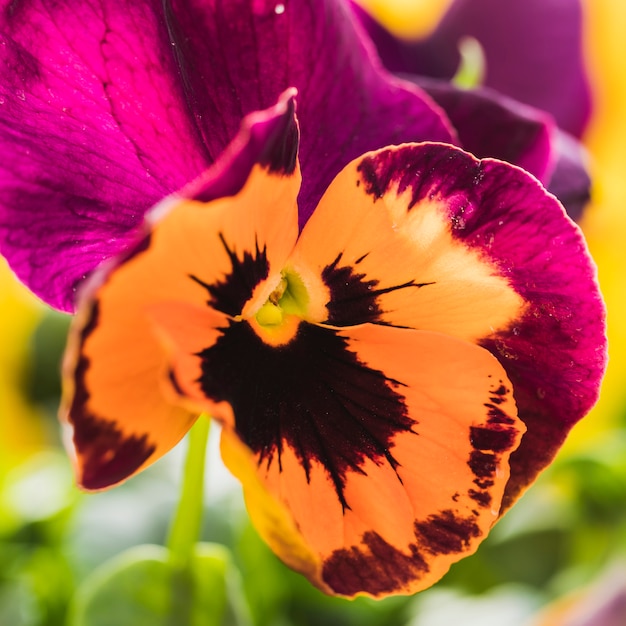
<box><xmin>275</xmin><ymin>3</ymin><xmax>285</xmax><ymax>14</ymax></box>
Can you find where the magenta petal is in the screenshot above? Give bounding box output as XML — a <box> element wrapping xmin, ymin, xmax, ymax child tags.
<box><xmin>418</xmin><ymin>79</ymin><xmax>555</xmax><ymax>183</ymax></box>
<box><xmin>416</xmin><ymin>80</ymin><xmax>591</xmax><ymax>220</ymax></box>
<box><xmin>355</xmin><ymin>0</ymin><xmax>592</xmax><ymax>138</ymax></box>
<box><xmin>545</xmin><ymin>131</ymin><xmax>592</xmax><ymax>223</ymax></box>
<box><xmin>414</xmin><ymin>77</ymin><xmax>591</xmax><ymax>221</ymax></box>
<box><xmin>0</xmin><ymin>1</ymin><xmax>211</xmax><ymax>312</ymax></box>
<box><xmin>178</xmin><ymin>90</ymin><xmax>299</xmax><ymax>204</ymax></box>
<box><xmin>163</xmin><ymin>0</ymin><xmax>455</xmax><ymax>225</ymax></box>
<box><xmin>1</xmin><ymin>0</ymin><xmax>453</xmax><ymax>311</ymax></box>
<box><xmin>355</xmin><ymin>142</ymin><xmax>606</xmax><ymax>508</ymax></box>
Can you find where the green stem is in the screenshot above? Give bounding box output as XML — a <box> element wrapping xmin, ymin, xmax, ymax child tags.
<box><xmin>167</xmin><ymin>415</ymin><xmax>211</xmax><ymax>570</ymax></box>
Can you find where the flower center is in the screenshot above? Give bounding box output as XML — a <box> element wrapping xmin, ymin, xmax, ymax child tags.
<box><xmin>255</xmin><ymin>269</ymin><xmax>309</xmax><ymax>327</ymax></box>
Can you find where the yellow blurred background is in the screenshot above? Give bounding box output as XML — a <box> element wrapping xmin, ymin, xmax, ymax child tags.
<box><xmin>0</xmin><ymin>259</ymin><xmax>46</xmax><ymax>477</ymax></box>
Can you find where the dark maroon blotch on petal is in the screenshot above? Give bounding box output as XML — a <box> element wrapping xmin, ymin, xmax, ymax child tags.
<box><xmin>322</xmin><ymin>530</ymin><xmax>428</xmax><ymax>596</ymax></box>
<box><xmin>414</xmin><ymin>510</ymin><xmax>481</xmax><ymax>556</ymax></box>
<box><xmin>75</xmin><ymin>415</ymin><xmax>156</xmax><ymax>491</ymax></box>
<box><xmin>468</xmin><ymin>489</ymin><xmax>492</xmax><ymax>508</ymax></box>
<box><xmin>322</xmin><ymin>508</ymin><xmax>482</xmax><ymax>595</ymax></box>
<box><xmin>353</xmin><ymin>142</ymin><xmax>606</xmax><ymax>511</ymax></box>
<box><xmin>322</xmin><ymin>532</ymin><xmax>429</xmax><ymax>596</ymax></box>
<box><xmin>468</xmin><ymin>451</ymin><xmax>497</xmax><ymax>478</ymax></box>
<box><xmin>196</xmin><ymin>321</ymin><xmax>413</xmax><ymax>510</ymax></box>
<box><xmin>470</xmin><ymin>425</ymin><xmax>518</xmax><ymax>453</ymax></box>
<box><xmin>69</xmin><ymin>301</ymin><xmax>156</xmax><ymax>489</ymax></box>
<box><xmin>189</xmin><ymin>235</ymin><xmax>270</xmax><ymax>317</ymax></box>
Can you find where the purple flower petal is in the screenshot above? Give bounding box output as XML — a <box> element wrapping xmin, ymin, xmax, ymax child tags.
<box><xmin>545</xmin><ymin>130</ymin><xmax>592</xmax><ymax>223</ymax></box>
<box><xmin>162</xmin><ymin>0</ymin><xmax>454</xmax><ymax>223</ymax></box>
<box><xmin>178</xmin><ymin>89</ymin><xmax>300</xmax><ymax>204</ymax></box>
<box><xmin>0</xmin><ymin>1</ymin><xmax>211</xmax><ymax>312</ymax></box>
<box><xmin>453</xmin><ymin>159</ymin><xmax>605</xmax><ymax>509</ymax></box>
<box><xmin>0</xmin><ymin>0</ymin><xmax>453</xmax><ymax>312</ymax></box>
<box><xmin>354</xmin><ymin>0</ymin><xmax>592</xmax><ymax>138</ymax></box>
<box><xmin>348</xmin><ymin>142</ymin><xmax>606</xmax><ymax>511</ymax></box>
<box><xmin>417</xmin><ymin>79</ymin><xmax>555</xmax><ymax>183</ymax></box>
<box><xmin>414</xmin><ymin>80</ymin><xmax>592</xmax><ymax>220</ymax></box>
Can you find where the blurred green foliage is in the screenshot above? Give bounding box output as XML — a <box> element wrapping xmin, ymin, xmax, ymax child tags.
<box><xmin>68</xmin><ymin>543</ymin><xmax>250</xmax><ymax>626</ymax></box>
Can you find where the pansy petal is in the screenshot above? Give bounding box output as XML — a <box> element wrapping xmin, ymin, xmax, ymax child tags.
<box><xmin>417</xmin><ymin>79</ymin><xmax>555</xmax><ymax>184</ymax></box>
<box><xmin>0</xmin><ymin>0</ymin><xmax>212</xmax><ymax>312</ymax></box>
<box><xmin>1</xmin><ymin>0</ymin><xmax>452</xmax><ymax>310</ymax></box>
<box><xmin>162</xmin><ymin>0</ymin><xmax>455</xmax><ymax>224</ymax></box>
<box><xmin>220</xmin><ymin>428</ymin><xmax>322</xmax><ymax>580</ymax></box>
<box><xmin>217</xmin><ymin>324</ymin><xmax>523</xmax><ymax>597</ymax></box>
<box><xmin>354</xmin><ymin>0</ymin><xmax>591</xmax><ymax>137</ymax></box>
<box><xmin>292</xmin><ymin>142</ymin><xmax>605</xmax><ymax>508</ymax></box>
<box><xmin>292</xmin><ymin>144</ymin><xmax>526</xmax><ymax>342</ymax></box>
<box><xmin>352</xmin><ymin>5</ymin><xmax>591</xmax><ymax>219</ymax></box>
<box><xmin>415</xmin><ymin>80</ymin><xmax>591</xmax><ymax>220</ymax></box>
<box><xmin>61</xmin><ymin>97</ymin><xmax>301</xmax><ymax>489</ymax></box>
<box><xmin>61</xmin><ymin>295</ymin><xmax>201</xmax><ymax>491</ymax></box>
<box><xmin>545</xmin><ymin>130</ymin><xmax>592</xmax><ymax>223</ymax></box>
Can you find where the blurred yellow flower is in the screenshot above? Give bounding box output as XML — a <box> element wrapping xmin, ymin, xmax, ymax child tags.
<box><xmin>357</xmin><ymin>0</ymin><xmax>452</xmax><ymax>37</ymax></box>
<box><xmin>0</xmin><ymin>259</ymin><xmax>47</xmax><ymax>477</ymax></box>
<box><xmin>574</xmin><ymin>0</ymin><xmax>626</xmax><ymax>444</ymax></box>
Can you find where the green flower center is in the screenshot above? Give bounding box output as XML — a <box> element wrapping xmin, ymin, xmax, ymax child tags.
<box><xmin>255</xmin><ymin>269</ymin><xmax>309</xmax><ymax>327</ymax></box>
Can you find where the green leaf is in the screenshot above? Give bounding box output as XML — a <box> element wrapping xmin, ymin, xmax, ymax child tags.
<box><xmin>69</xmin><ymin>543</ymin><xmax>251</xmax><ymax>626</ymax></box>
